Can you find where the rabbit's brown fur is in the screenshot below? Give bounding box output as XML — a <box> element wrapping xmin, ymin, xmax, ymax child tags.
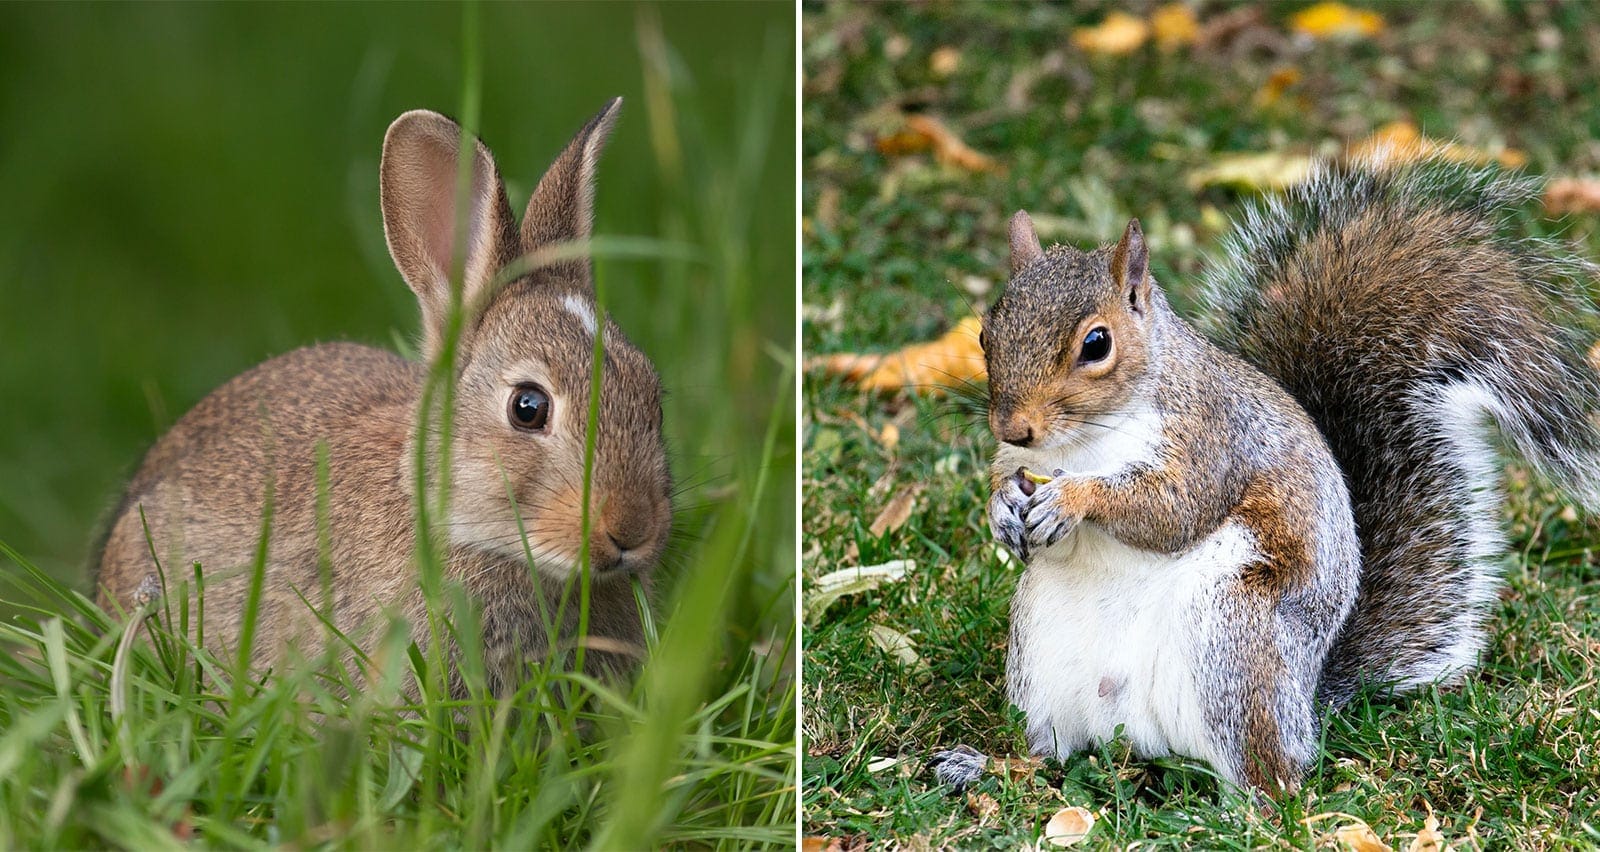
<box><xmin>96</xmin><ymin>100</ymin><xmax>670</xmax><ymax>694</ymax></box>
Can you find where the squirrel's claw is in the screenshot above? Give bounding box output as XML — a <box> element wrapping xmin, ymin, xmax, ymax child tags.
<box><xmin>1023</xmin><ymin>478</ymin><xmax>1078</xmax><ymax>552</ymax></box>
<box><xmin>988</xmin><ymin>475</ymin><xmax>1032</xmax><ymax>564</ymax></box>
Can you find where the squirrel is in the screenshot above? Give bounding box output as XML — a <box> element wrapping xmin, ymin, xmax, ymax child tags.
<box><xmin>977</xmin><ymin>157</ymin><xmax>1600</xmax><ymax>795</ymax></box>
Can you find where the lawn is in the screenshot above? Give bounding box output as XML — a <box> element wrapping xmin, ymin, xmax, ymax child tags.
<box><xmin>801</xmin><ymin>3</ymin><xmax>1600</xmax><ymax>848</ymax></box>
<box><xmin>0</xmin><ymin>3</ymin><xmax>795</xmax><ymax>848</ymax></box>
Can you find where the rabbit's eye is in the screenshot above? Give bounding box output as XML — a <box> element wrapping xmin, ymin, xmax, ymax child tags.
<box><xmin>508</xmin><ymin>384</ymin><xmax>551</xmax><ymax>432</ymax></box>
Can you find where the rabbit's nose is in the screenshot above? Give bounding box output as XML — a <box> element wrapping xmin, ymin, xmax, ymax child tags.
<box><xmin>606</xmin><ymin>522</ymin><xmax>651</xmax><ymax>553</ymax></box>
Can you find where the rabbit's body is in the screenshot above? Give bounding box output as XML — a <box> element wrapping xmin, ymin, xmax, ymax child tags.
<box><xmin>96</xmin><ymin>101</ymin><xmax>668</xmax><ymax>693</ymax></box>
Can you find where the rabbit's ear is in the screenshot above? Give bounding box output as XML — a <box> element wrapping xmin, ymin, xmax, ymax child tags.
<box><xmin>519</xmin><ymin>97</ymin><xmax>622</xmax><ymax>285</ymax></box>
<box><xmin>380</xmin><ymin>110</ymin><xmax>517</xmax><ymax>359</ymax></box>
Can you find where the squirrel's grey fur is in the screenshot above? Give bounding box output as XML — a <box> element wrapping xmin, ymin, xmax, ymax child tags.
<box><xmin>983</xmin><ymin>156</ymin><xmax>1600</xmax><ymax>794</ymax></box>
<box><xmin>1199</xmin><ymin>157</ymin><xmax>1600</xmax><ymax>706</ymax></box>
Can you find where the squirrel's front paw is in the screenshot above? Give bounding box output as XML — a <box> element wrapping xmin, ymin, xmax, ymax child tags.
<box><xmin>1024</xmin><ymin>472</ymin><xmax>1079</xmax><ymax>552</ymax></box>
<box><xmin>988</xmin><ymin>472</ymin><xmax>1033</xmax><ymax>563</ymax></box>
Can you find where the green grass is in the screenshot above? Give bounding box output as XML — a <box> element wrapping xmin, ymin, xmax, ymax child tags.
<box><xmin>802</xmin><ymin>3</ymin><xmax>1600</xmax><ymax>848</ymax></box>
<box><xmin>0</xmin><ymin>3</ymin><xmax>795</xmax><ymax>848</ymax></box>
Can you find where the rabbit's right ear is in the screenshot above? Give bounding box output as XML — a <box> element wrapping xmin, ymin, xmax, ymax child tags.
<box><xmin>380</xmin><ymin>110</ymin><xmax>517</xmax><ymax>360</ymax></box>
<box><xmin>519</xmin><ymin>97</ymin><xmax>622</xmax><ymax>286</ymax></box>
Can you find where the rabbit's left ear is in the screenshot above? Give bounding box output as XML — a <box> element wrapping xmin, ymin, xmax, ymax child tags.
<box><xmin>519</xmin><ymin>97</ymin><xmax>622</xmax><ymax>286</ymax></box>
<box><xmin>380</xmin><ymin>110</ymin><xmax>518</xmax><ymax>359</ymax></box>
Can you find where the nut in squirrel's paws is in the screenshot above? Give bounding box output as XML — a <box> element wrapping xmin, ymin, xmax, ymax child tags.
<box><xmin>990</xmin><ymin>467</ymin><xmax>1075</xmax><ymax>564</ymax></box>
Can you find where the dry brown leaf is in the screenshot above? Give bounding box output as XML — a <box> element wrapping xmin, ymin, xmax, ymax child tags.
<box><xmin>808</xmin><ymin>315</ymin><xmax>986</xmax><ymax>393</ymax></box>
<box><xmin>801</xmin><ymin>838</ymin><xmax>842</xmax><ymax>852</ymax></box>
<box><xmin>1187</xmin><ymin>151</ymin><xmax>1315</xmax><ymax>192</ymax></box>
<box><xmin>907</xmin><ymin>115</ymin><xmax>999</xmax><ymax>173</ymax></box>
<box><xmin>1073</xmin><ymin>11</ymin><xmax>1149</xmax><ymax>56</ymax></box>
<box><xmin>966</xmin><ymin>791</ymin><xmax>1000</xmax><ymax>824</ymax></box>
<box><xmin>930</xmin><ymin>45</ymin><xmax>961</xmax><ymax>78</ymax></box>
<box><xmin>1334</xmin><ymin>822</ymin><xmax>1392</xmax><ymax>852</ymax></box>
<box><xmin>1405</xmin><ymin>813</ymin><xmax>1445</xmax><ymax>852</ymax></box>
<box><xmin>995</xmin><ymin>755</ymin><xmax>1045</xmax><ymax>782</ymax></box>
<box><xmin>1043</xmin><ymin>806</ymin><xmax>1096</xmax><ymax>846</ymax></box>
<box><xmin>1150</xmin><ymin>3</ymin><xmax>1199</xmax><ymax>51</ymax></box>
<box><xmin>1254</xmin><ymin>66</ymin><xmax>1303</xmax><ymax>108</ymax></box>
<box><xmin>869</xmin><ymin>485</ymin><xmax>919</xmax><ymax>537</ymax></box>
<box><xmin>1351</xmin><ymin>120</ymin><xmax>1527</xmax><ymax>169</ymax></box>
<box><xmin>874</xmin><ymin>115</ymin><xmax>999</xmax><ymax>173</ymax></box>
<box><xmin>1290</xmin><ymin>2</ymin><xmax>1384</xmax><ymax>40</ymax></box>
<box><xmin>1545</xmin><ymin>177</ymin><xmax>1600</xmax><ymax>216</ymax></box>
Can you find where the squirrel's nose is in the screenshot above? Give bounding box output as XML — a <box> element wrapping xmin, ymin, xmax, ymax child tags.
<box><xmin>995</xmin><ymin>414</ymin><xmax>1035</xmax><ymax>448</ymax></box>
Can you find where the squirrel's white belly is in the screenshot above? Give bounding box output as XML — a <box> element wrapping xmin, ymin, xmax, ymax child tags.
<box><xmin>1007</xmin><ymin>519</ymin><xmax>1258</xmax><ymax>769</ymax></box>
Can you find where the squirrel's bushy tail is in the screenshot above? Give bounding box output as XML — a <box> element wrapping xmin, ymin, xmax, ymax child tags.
<box><xmin>1200</xmin><ymin>157</ymin><xmax>1600</xmax><ymax>706</ymax></box>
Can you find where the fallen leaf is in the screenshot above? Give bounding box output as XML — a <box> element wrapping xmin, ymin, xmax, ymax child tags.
<box><xmin>866</xmin><ymin>623</ymin><xmax>922</xmax><ymax>668</ymax></box>
<box><xmin>808</xmin><ymin>560</ymin><xmax>913</xmax><ymax>621</ymax></box>
<box><xmin>967</xmin><ymin>791</ymin><xmax>1000</xmax><ymax>824</ymax></box>
<box><xmin>1150</xmin><ymin>3</ymin><xmax>1199</xmax><ymax>51</ymax></box>
<box><xmin>801</xmin><ymin>838</ymin><xmax>842</xmax><ymax>852</ymax></box>
<box><xmin>879</xmin><ymin>422</ymin><xmax>901</xmax><ymax>452</ymax></box>
<box><xmin>908</xmin><ymin>115</ymin><xmax>999</xmax><ymax>173</ymax></box>
<box><xmin>1290</xmin><ymin>2</ymin><xmax>1384</xmax><ymax>40</ymax></box>
<box><xmin>1187</xmin><ymin>151</ymin><xmax>1315</xmax><ymax>192</ymax></box>
<box><xmin>994</xmin><ymin>755</ymin><xmax>1045</xmax><ymax>782</ymax></box>
<box><xmin>1254</xmin><ymin>66</ymin><xmax>1302</xmax><ymax>109</ymax></box>
<box><xmin>808</xmin><ymin>315</ymin><xmax>986</xmax><ymax>393</ymax></box>
<box><xmin>1044</xmin><ymin>806</ymin><xmax>1096</xmax><ymax>846</ymax></box>
<box><xmin>1073</xmin><ymin>11</ymin><xmax>1149</xmax><ymax>56</ymax></box>
<box><xmin>866</xmin><ymin>755</ymin><xmax>900</xmax><ymax>773</ymax></box>
<box><xmin>1405</xmin><ymin>812</ymin><xmax>1445</xmax><ymax>852</ymax></box>
<box><xmin>1334</xmin><ymin>822</ymin><xmax>1392</xmax><ymax>852</ymax></box>
<box><xmin>1545</xmin><ymin>177</ymin><xmax>1600</xmax><ymax>216</ymax></box>
<box><xmin>1351</xmin><ymin>120</ymin><xmax>1526</xmax><ymax>169</ymax></box>
<box><xmin>869</xmin><ymin>486</ymin><xmax>919</xmax><ymax>537</ymax></box>
<box><xmin>930</xmin><ymin>45</ymin><xmax>961</xmax><ymax>78</ymax></box>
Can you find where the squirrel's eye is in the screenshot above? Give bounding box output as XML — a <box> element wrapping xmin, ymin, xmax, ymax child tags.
<box><xmin>508</xmin><ymin>384</ymin><xmax>551</xmax><ymax>432</ymax></box>
<box><xmin>979</xmin><ymin>328</ymin><xmax>989</xmax><ymax>351</ymax></box>
<box><xmin>1079</xmin><ymin>327</ymin><xmax>1112</xmax><ymax>363</ymax></box>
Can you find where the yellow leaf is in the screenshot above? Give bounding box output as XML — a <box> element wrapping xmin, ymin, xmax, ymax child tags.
<box><xmin>875</xmin><ymin>115</ymin><xmax>999</xmax><ymax>174</ymax></box>
<box><xmin>1072</xmin><ymin>11</ymin><xmax>1150</xmax><ymax>56</ymax></box>
<box><xmin>1044</xmin><ymin>806</ymin><xmax>1096</xmax><ymax>846</ymax></box>
<box><xmin>1254</xmin><ymin>66</ymin><xmax>1303</xmax><ymax>109</ymax></box>
<box><xmin>1187</xmin><ymin>151</ymin><xmax>1315</xmax><ymax>193</ymax></box>
<box><xmin>1334</xmin><ymin>822</ymin><xmax>1392</xmax><ymax>852</ymax></box>
<box><xmin>1150</xmin><ymin>4</ymin><xmax>1199</xmax><ymax>51</ymax></box>
<box><xmin>1290</xmin><ymin>2</ymin><xmax>1384</xmax><ymax>40</ymax></box>
<box><xmin>1351</xmin><ymin>120</ymin><xmax>1526</xmax><ymax>169</ymax></box>
<box><xmin>808</xmin><ymin>315</ymin><xmax>986</xmax><ymax>393</ymax></box>
<box><xmin>879</xmin><ymin>422</ymin><xmax>901</xmax><ymax>452</ymax></box>
<box><xmin>1546</xmin><ymin>177</ymin><xmax>1600</xmax><ymax>216</ymax></box>
<box><xmin>1405</xmin><ymin>812</ymin><xmax>1445</xmax><ymax>852</ymax></box>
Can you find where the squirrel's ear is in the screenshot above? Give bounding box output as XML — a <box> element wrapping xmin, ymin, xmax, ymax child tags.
<box><xmin>380</xmin><ymin>110</ymin><xmax>517</xmax><ymax>360</ymax></box>
<box><xmin>1009</xmin><ymin>210</ymin><xmax>1044</xmax><ymax>276</ymax></box>
<box><xmin>520</xmin><ymin>97</ymin><xmax>622</xmax><ymax>287</ymax></box>
<box><xmin>1112</xmin><ymin>218</ymin><xmax>1151</xmax><ymax>315</ymax></box>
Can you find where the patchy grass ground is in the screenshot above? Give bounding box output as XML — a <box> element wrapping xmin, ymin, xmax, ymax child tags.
<box><xmin>802</xmin><ymin>3</ymin><xmax>1600</xmax><ymax>848</ymax></box>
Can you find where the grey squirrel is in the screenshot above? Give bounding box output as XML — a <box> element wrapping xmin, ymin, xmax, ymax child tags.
<box><xmin>977</xmin><ymin>157</ymin><xmax>1600</xmax><ymax>795</ymax></box>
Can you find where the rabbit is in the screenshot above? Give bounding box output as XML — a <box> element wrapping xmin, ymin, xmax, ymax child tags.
<box><xmin>94</xmin><ymin>99</ymin><xmax>673</xmax><ymax>696</ymax></box>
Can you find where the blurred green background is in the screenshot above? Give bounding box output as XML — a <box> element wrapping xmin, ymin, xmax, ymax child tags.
<box><xmin>0</xmin><ymin>2</ymin><xmax>795</xmax><ymax>594</ymax></box>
